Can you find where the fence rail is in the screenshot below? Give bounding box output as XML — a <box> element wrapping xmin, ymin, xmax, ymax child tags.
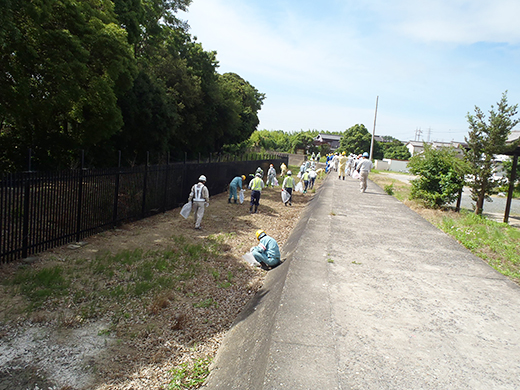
<box><xmin>0</xmin><ymin>154</ymin><xmax>288</xmax><ymax>264</ymax></box>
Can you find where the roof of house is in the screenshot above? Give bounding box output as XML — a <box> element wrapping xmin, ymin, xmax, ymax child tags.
<box><xmin>314</xmin><ymin>134</ymin><xmax>342</xmax><ymax>142</ymax></box>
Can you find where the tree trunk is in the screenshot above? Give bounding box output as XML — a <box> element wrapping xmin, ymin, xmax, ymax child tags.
<box><xmin>475</xmin><ymin>192</ymin><xmax>485</xmax><ymax>215</ymax></box>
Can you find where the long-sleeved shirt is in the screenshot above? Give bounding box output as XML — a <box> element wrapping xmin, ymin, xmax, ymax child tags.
<box><xmin>282</xmin><ymin>176</ymin><xmax>295</xmax><ymax>189</ymax></box>
<box><xmin>357</xmin><ymin>158</ymin><xmax>374</xmax><ymax>172</ymax></box>
<box><xmin>249</xmin><ymin>176</ymin><xmax>265</xmax><ymax>191</ymax></box>
<box><xmin>229</xmin><ymin>176</ymin><xmax>243</xmax><ymax>188</ymax></box>
<box><xmin>188</xmin><ymin>182</ymin><xmax>209</xmax><ymax>203</ymax></box>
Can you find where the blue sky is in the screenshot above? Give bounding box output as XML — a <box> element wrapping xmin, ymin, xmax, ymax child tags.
<box><xmin>179</xmin><ymin>0</ymin><xmax>520</xmax><ymax>142</ymax></box>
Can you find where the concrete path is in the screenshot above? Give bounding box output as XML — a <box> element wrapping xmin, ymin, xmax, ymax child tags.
<box><xmin>204</xmin><ymin>174</ymin><xmax>520</xmax><ymax>389</ymax></box>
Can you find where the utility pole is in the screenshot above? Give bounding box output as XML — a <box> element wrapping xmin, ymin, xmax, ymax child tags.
<box><xmin>369</xmin><ymin>96</ymin><xmax>379</xmax><ymax>160</ymax></box>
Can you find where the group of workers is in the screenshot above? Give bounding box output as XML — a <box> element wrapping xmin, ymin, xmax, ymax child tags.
<box><xmin>185</xmin><ymin>150</ymin><xmax>372</xmax><ymax>270</ymax></box>
<box><xmin>325</xmin><ymin>151</ymin><xmax>373</xmax><ymax>192</ymax></box>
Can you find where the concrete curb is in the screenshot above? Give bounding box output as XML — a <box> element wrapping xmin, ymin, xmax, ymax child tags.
<box><xmin>203</xmin><ymin>177</ymin><xmax>329</xmax><ymax>389</ymax></box>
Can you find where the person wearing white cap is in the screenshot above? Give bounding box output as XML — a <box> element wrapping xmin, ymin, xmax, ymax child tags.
<box><xmin>188</xmin><ymin>175</ymin><xmax>210</xmax><ymax>229</ymax></box>
<box><xmin>357</xmin><ymin>152</ymin><xmax>373</xmax><ymax>193</ymax></box>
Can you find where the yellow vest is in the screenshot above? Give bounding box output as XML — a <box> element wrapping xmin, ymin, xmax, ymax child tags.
<box><xmin>250</xmin><ymin>177</ymin><xmax>264</xmax><ymax>191</ymax></box>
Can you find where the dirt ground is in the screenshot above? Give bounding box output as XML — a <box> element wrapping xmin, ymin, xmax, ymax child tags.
<box><xmin>0</xmin><ymin>174</ymin><xmax>319</xmax><ymax>390</ymax></box>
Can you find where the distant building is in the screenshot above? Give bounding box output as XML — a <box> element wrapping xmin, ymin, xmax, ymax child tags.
<box><xmin>405</xmin><ymin>140</ymin><xmax>467</xmax><ymax>157</ymax></box>
<box><xmin>313</xmin><ymin>134</ymin><xmax>341</xmax><ymax>151</ymax></box>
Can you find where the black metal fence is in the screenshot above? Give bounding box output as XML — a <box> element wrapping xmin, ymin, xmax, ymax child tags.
<box><xmin>0</xmin><ymin>153</ymin><xmax>288</xmax><ymax>264</ymax></box>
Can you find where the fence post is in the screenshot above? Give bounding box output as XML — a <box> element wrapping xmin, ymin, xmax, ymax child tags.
<box><xmin>21</xmin><ymin>149</ymin><xmax>32</xmax><ymax>258</ymax></box>
<box><xmin>112</xmin><ymin>151</ymin><xmax>121</xmax><ymax>225</ymax></box>
<box><xmin>142</xmin><ymin>152</ymin><xmax>149</xmax><ymax>218</ymax></box>
<box><xmin>75</xmin><ymin>150</ymin><xmax>85</xmax><ymax>242</ymax></box>
<box><xmin>162</xmin><ymin>152</ymin><xmax>170</xmax><ymax>212</ymax></box>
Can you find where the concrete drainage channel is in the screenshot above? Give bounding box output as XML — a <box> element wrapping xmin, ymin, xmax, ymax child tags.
<box><xmin>204</xmin><ymin>176</ymin><xmax>327</xmax><ymax>389</ymax></box>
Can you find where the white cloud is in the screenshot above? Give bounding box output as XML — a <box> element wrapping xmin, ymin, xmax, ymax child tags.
<box><xmin>385</xmin><ymin>0</ymin><xmax>520</xmax><ymax>43</ymax></box>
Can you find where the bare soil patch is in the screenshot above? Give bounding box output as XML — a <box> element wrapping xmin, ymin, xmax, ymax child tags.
<box><xmin>0</xmin><ymin>179</ymin><xmax>319</xmax><ymax>390</ymax></box>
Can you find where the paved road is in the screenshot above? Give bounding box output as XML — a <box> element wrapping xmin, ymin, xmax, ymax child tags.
<box><xmin>379</xmin><ymin>171</ymin><xmax>520</xmax><ymax>221</ymax></box>
<box><xmin>205</xmin><ymin>175</ymin><xmax>520</xmax><ymax>389</ymax></box>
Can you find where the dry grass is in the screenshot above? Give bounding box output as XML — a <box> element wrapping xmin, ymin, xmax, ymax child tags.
<box><xmin>0</xmin><ymin>172</ymin><xmax>319</xmax><ymax>390</ymax></box>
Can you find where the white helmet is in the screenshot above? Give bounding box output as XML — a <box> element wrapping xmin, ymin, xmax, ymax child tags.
<box><xmin>199</xmin><ymin>175</ymin><xmax>207</xmax><ymax>182</ymax></box>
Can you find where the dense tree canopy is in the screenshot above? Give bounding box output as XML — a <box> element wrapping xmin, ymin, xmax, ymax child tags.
<box><xmin>0</xmin><ymin>0</ymin><xmax>264</xmax><ymax>170</ymax></box>
<box><xmin>339</xmin><ymin>124</ymin><xmax>383</xmax><ymax>159</ymax></box>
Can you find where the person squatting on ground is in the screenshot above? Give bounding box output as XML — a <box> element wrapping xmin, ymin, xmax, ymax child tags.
<box><xmin>248</xmin><ymin>172</ymin><xmax>265</xmax><ymax>213</ymax></box>
<box><xmin>338</xmin><ymin>152</ymin><xmax>348</xmax><ymax>180</ymax></box>
<box><xmin>302</xmin><ymin>169</ymin><xmax>310</xmax><ymax>193</ymax></box>
<box><xmin>309</xmin><ymin>168</ymin><xmax>317</xmax><ymax>189</ymax></box>
<box><xmin>282</xmin><ymin>170</ymin><xmax>295</xmax><ymax>206</ymax></box>
<box><xmin>266</xmin><ymin>164</ymin><xmax>277</xmax><ymax>187</ymax></box>
<box><xmin>228</xmin><ymin>175</ymin><xmax>245</xmax><ymax>203</ymax></box>
<box><xmin>357</xmin><ymin>152</ymin><xmax>374</xmax><ymax>193</ymax></box>
<box><xmin>250</xmin><ymin>229</ymin><xmax>281</xmax><ymax>269</ymax></box>
<box><xmin>188</xmin><ymin>175</ymin><xmax>209</xmax><ymax>229</ymax></box>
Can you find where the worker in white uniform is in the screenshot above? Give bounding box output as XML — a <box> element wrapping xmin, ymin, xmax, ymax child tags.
<box><xmin>188</xmin><ymin>175</ymin><xmax>210</xmax><ymax>229</ymax></box>
<box><xmin>357</xmin><ymin>152</ymin><xmax>373</xmax><ymax>193</ymax></box>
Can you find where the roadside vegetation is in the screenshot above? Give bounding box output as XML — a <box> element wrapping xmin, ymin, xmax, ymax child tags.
<box><xmin>370</xmin><ymin>171</ymin><xmax>520</xmax><ymax>284</ymax></box>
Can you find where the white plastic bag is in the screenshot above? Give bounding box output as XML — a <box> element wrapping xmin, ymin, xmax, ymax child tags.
<box><xmin>295</xmin><ymin>181</ymin><xmax>303</xmax><ymax>193</ymax></box>
<box><xmin>239</xmin><ymin>189</ymin><xmax>245</xmax><ymax>204</ymax></box>
<box><xmin>273</xmin><ymin>177</ymin><xmax>279</xmax><ymax>186</ymax></box>
<box><xmin>242</xmin><ymin>252</ymin><xmax>261</xmax><ymax>267</ymax></box>
<box><xmin>281</xmin><ymin>189</ymin><xmax>290</xmax><ymax>203</ymax></box>
<box><xmin>180</xmin><ymin>202</ymin><xmax>192</xmax><ymax>219</ymax></box>
<box><xmin>352</xmin><ymin>170</ymin><xmax>361</xmax><ymax>180</ymax></box>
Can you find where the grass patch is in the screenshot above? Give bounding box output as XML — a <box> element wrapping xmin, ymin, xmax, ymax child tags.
<box><xmin>1</xmin><ymin>235</ymin><xmax>227</xmax><ymax>322</ymax></box>
<box><xmin>436</xmin><ymin>210</ymin><xmax>520</xmax><ymax>281</ymax></box>
<box><xmin>168</xmin><ymin>357</ymin><xmax>212</xmax><ymax>390</ymax></box>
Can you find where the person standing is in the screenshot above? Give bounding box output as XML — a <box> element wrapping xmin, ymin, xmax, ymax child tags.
<box><xmin>282</xmin><ymin>170</ymin><xmax>295</xmax><ymax>206</ymax></box>
<box><xmin>266</xmin><ymin>164</ymin><xmax>277</xmax><ymax>187</ymax></box>
<box><xmin>302</xmin><ymin>169</ymin><xmax>310</xmax><ymax>193</ymax></box>
<box><xmin>188</xmin><ymin>175</ymin><xmax>209</xmax><ymax>229</ymax></box>
<box><xmin>228</xmin><ymin>175</ymin><xmax>245</xmax><ymax>204</ymax></box>
<box><xmin>248</xmin><ymin>172</ymin><xmax>265</xmax><ymax>214</ymax></box>
<box><xmin>338</xmin><ymin>151</ymin><xmax>348</xmax><ymax>180</ymax></box>
<box><xmin>255</xmin><ymin>166</ymin><xmax>264</xmax><ymax>180</ymax></box>
<box><xmin>280</xmin><ymin>162</ymin><xmax>287</xmax><ymax>177</ymax></box>
<box><xmin>357</xmin><ymin>152</ymin><xmax>374</xmax><ymax>193</ymax></box>
<box><xmin>250</xmin><ymin>229</ymin><xmax>281</xmax><ymax>269</ymax></box>
<box><xmin>309</xmin><ymin>168</ymin><xmax>317</xmax><ymax>189</ymax></box>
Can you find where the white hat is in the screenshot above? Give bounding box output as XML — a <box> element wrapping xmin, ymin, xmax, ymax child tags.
<box><xmin>199</xmin><ymin>175</ymin><xmax>207</xmax><ymax>182</ymax></box>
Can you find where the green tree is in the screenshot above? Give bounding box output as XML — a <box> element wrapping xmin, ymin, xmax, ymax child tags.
<box><xmin>381</xmin><ymin>138</ymin><xmax>411</xmax><ymax>160</ymax></box>
<box><xmin>340</xmin><ymin>124</ymin><xmax>383</xmax><ymax>159</ymax></box>
<box><xmin>465</xmin><ymin>92</ymin><xmax>520</xmax><ymax>215</ymax></box>
<box><xmin>0</xmin><ymin>0</ymin><xmax>136</xmax><ymax>169</ymax></box>
<box><xmin>408</xmin><ymin>144</ymin><xmax>466</xmax><ymax>208</ymax></box>
<box><xmin>289</xmin><ymin>132</ymin><xmax>315</xmax><ymax>153</ymax></box>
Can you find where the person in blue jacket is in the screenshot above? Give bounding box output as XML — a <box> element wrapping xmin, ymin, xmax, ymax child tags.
<box><xmin>250</xmin><ymin>229</ymin><xmax>281</xmax><ymax>269</ymax></box>
<box><xmin>228</xmin><ymin>175</ymin><xmax>245</xmax><ymax>204</ymax></box>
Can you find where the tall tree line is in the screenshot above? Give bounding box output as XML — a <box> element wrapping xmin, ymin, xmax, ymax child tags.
<box><xmin>0</xmin><ymin>0</ymin><xmax>264</xmax><ymax>171</ymax></box>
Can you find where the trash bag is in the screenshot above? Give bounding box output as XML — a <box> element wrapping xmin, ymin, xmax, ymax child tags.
<box><xmin>273</xmin><ymin>177</ymin><xmax>279</xmax><ymax>186</ymax></box>
<box><xmin>239</xmin><ymin>189</ymin><xmax>245</xmax><ymax>204</ymax></box>
<box><xmin>295</xmin><ymin>181</ymin><xmax>303</xmax><ymax>193</ymax></box>
<box><xmin>281</xmin><ymin>189</ymin><xmax>290</xmax><ymax>203</ymax></box>
<box><xmin>352</xmin><ymin>170</ymin><xmax>361</xmax><ymax>180</ymax></box>
<box><xmin>242</xmin><ymin>252</ymin><xmax>261</xmax><ymax>267</ymax></box>
<box><xmin>180</xmin><ymin>202</ymin><xmax>192</xmax><ymax>219</ymax></box>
